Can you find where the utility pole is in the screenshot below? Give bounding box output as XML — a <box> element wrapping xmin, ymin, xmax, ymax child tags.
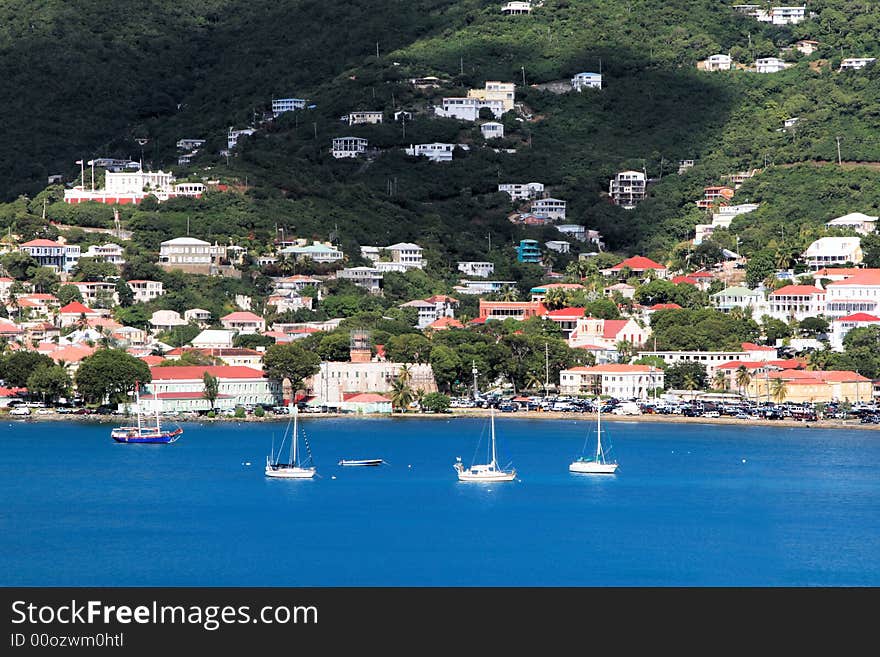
<box><xmin>521</xmin><ymin>66</ymin><xmax>526</xmax><ymax>86</ymax></box>
<box><xmin>835</xmin><ymin>136</ymin><xmax>843</xmax><ymax>166</ymax></box>
<box><xmin>460</xmin><ymin>56</ymin><xmax>464</xmax><ymax>76</ymax></box>
<box><xmin>472</xmin><ymin>360</ymin><xmax>479</xmax><ymax>400</ymax></box>
<box><xmin>544</xmin><ymin>343</ymin><xmax>549</xmax><ymax>398</ymax></box>
<box><xmin>313</xmin><ymin>123</ymin><xmax>317</xmax><ymax>139</ymax></box>
<box><xmin>376</xmin><ymin>41</ymin><xmax>379</xmax><ymax>58</ymax></box>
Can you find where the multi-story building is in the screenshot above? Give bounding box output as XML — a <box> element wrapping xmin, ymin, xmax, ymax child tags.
<box><xmin>83</xmin><ymin>243</ymin><xmax>126</xmax><ymax>266</ymax></box>
<box><xmin>228</xmin><ymin>127</ymin><xmax>255</xmax><ymax>151</ymax></box>
<box><xmin>516</xmin><ymin>239</ymin><xmax>541</xmax><ymax>263</ymax></box>
<box><xmin>530</xmin><ymin>197</ymin><xmax>566</xmax><ymax>221</ymax></box>
<box><xmin>571</xmin><ymin>72</ymin><xmax>602</xmax><ymax>90</ymax></box>
<box><xmin>348</xmin><ymin>111</ymin><xmax>384</xmax><ymax>126</ymax></box>
<box><xmin>637</xmin><ymin>345</ymin><xmax>778</xmax><ymax>378</ymax></box>
<box><xmin>386</xmin><ymin>243</ymin><xmax>425</xmax><ymax>269</ymax></box>
<box><xmin>567</xmin><ymin>317</ymin><xmax>650</xmax><ymax>348</ymax></box>
<box><xmin>602</xmin><ymin>255</ymin><xmax>667</xmax><ymax>280</ymax></box>
<box><xmin>272</xmin><ymin>98</ymin><xmax>307</xmax><ymax>117</ymax></box>
<box><xmin>501</xmin><ymin>1</ymin><xmax>532</xmax><ymax>15</ymax></box>
<box><xmin>131</xmin><ymin>365</ymin><xmax>281</xmax><ymax>413</ymax></box>
<box><xmin>67</xmin><ymin>281</ymin><xmax>118</xmax><ymax>308</ymax></box>
<box><xmin>307</xmin><ymin>359</ymin><xmax>437</xmax><ymax>405</ymax></box>
<box><xmin>712</xmin><ymin>286</ymin><xmax>768</xmax><ymax>314</ymax></box>
<box><xmin>696</xmin><ymin>186</ymin><xmax>735</xmax><ymax>209</ymax></box>
<box><xmin>609</xmin><ymin>171</ymin><xmax>647</xmax><ymax>208</ymax></box>
<box><xmin>766</xmin><ymin>285</ymin><xmax>826</xmax><ymax>322</ymax></box>
<box><xmin>64</xmin><ymin>169</ymin><xmax>204</xmax><ymax>204</ymax></box>
<box><xmin>434</xmin><ymin>97</ymin><xmax>504</xmax><ymax>121</ymax></box>
<box><xmin>400</xmin><ymin>295</ymin><xmax>459</xmax><ymax>329</ymax></box>
<box><xmin>457</xmin><ymin>262</ymin><xmax>495</xmax><ymax>278</ymax></box>
<box><xmin>177</xmin><ymin>139</ymin><xmax>206</xmax><ymax>151</ymax></box>
<box><xmin>802</xmin><ymin>237</ymin><xmax>863</xmax><ymax>270</ymax></box>
<box><xmin>478</xmin><ymin>299</ymin><xmax>544</xmax><ymax>321</ymax></box>
<box><xmin>824</xmin><ymin>269</ymin><xmax>880</xmax><ymax>319</ymax></box>
<box><xmin>19</xmin><ymin>239</ymin><xmax>80</xmax><ymax>274</ymax></box>
<box><xmin>467</xmin><ymin>81</ymin><xmax>516</xmax><ymax>112</ymax></box>
<box><xmin>404</xmin><ymin>143</ymin><xmax>455</xmax><ymax>162</ymax></box>
<box><xmin>337</xmin><ymin>267</ymin><xmax>383</xmax><ymax>294</ymax></box>
<box><xmin>158</xmin><ymin>237</ymin><xmax>230</xmax><ymax>276</ymax></box>
<box><xmin>699</xmin><ymin>54</ymin><xmax>733</xmax><ymax>71</ymax></box>
<box><xmin>559</xmin><ymin>364</ymin><xmax>664</xmax><ymax>399</ymax></box>
<box><xmin>766</xmin><ymin>6</ymin><xmax>806</xmax><ymax>25</ymax></box>
<box><xmin>498</xmin><ymin>182</ymin><xmax>545</xmax><ymax>200</ymax></box>
<box><xmin>840</xmin><ymin>58</ymin><xmax>876</xmax><ymax>71</ymax></box>
<box><xmin>545</xmin><ymin>240</ymin><xmax>570</xmax><ymax>254</ymax></box>
<box><xmin>127</xmin><ymin>280</ymin><xmax>165</xmax><ymax>304</ymax></box>
<box><xmin>331</xmin><ymin>137</ymin><xmax>368</xmax><ymax>159</ymax></box>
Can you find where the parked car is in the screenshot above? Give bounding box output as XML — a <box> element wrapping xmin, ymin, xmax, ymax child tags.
<box><xmin>702</xmin><ymin>411</ymin><xmax>721</xmax><ymax>418</ymax></box>
<box><xmin>9</xmin><ymin>407</ymin><xmax>31</xmax><ymax>416</ymax></box>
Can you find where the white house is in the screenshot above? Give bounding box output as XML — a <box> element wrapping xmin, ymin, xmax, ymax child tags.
<box><xmin>386</xmin><ymin>243</ymin><xmax>426</xmax><ymax>269</ymax></box>
<box><xmin>700</xmin><ymin>54</ymin><xmax>732</xmax><ymax>71</ymax></box>
<box><xmin>19</xmin><ymin>239</ymin><xmax>80</xmax><ymax>274</ymax></box>
<box><xmin>568</xmin><ymin>317</ymin><xmax>650</xmax><ymax>349</ymax></box>
<box><xmin>348</xmin><ymin>111</ymin><xmax>383</xmax><ymax>126</ymax></box>
<box><xmin>228</xmin><ymin>127</ymin><xmax>255</xmax><ymax>150</ymax></box>
<box><xmin>158</xmin><ymin>237</ymin><xmax>224</xmax><ymax>275</ymax></box>
<box><xmin>830</xmin><ymin>313</ymin><xmax>880</xmax><ymax>350</ymax></box>
<box><xmin>609</xmin><ymin>171</ymin><xmax>647</xmax><ymax>208</ymax></box>
<box><xmin>149</xmin><ymin>309</ymin><xmax>188</xmax><ymax>332</ymax></box>
<box><xmin>337</xmin><ymin>267</ymin><xmax>383</xmax><ymax>294</ymax></box>
<box><xmin>83</xmin><ymin>243</ymin><xmax>126</xmax><ymax>266</ymax></box>
<box><xmin>824</xmin><ymin>269</ymin><xmax>880</xmax><ymax>319</ymax></box>
<box><xmin>711</xmin><ymin>203</ymin><xmax>760</xmax><ymax>228</ymax></box>
<box><xmin>331</xmin><ymin>137</ymin><xmax>368</xmax><ymax>159</ymax></box>
<box><xmin>530</xmin><ymin>197</ymin><xmax>566</xmax><ymax>220</ymax></box>
<box><xmin>755</xmin><ymin>58</ymin><xmax>791</xmax><ymax>73</ymax></box>
<box><xmin>501</xmin><ymin>1</ymin><xmax>532</xmax><ymax>15</ymax></box>
<box><xmin>825</xmin><ymin>212</ymin><xmax>878</xmax><ymax>235</ymax></box>
<box><xmin>434</xmin><ymin>97</ymin><xmax>504</xmax><ymax>121</ymax></box>
<box><xmin>802</xmin><ymin>236</ymin><xmax>863</xmax><ymax>270</ymax></box>
<box><xmin>767</xmin><ymin>6</ymin><xmax>806</xmax><ymax>24</ymax></box>
<box><xmin>457</xmin><ymin>262</ymin><xmax>495</xmax><ymax>278</ymax></box>
<box><xmin>559</xmin><ymin>364</ymin><xmax>664</xmax><ymax>399</ymax></box>
<box><xmin>404</xmin><ymin>143</ymin><xmax>455</xmax><ymax>162</ymax></box>
<box><xmin>453</xmin><ymin>280</ymin><xmax>516</xmax><ymax>295</ymax></box>
<box><xmin>480</xmin><ymin>122</ymin><xmax>504</xmax><ymax>139</ymax></box>
<box><xmin>711</xmin><ymin>286</ymin><xmax>768</xmax><ymax>314</ymax></box>
<box><xmin>68</xmin><ymin>281</ymin><xmax>118</xmax><ymax>307</ymax></box>
<box><xmin>498</xmin><ymin>182</ymin><xmax>544</xmax><ymax>200</ymax></box>
<box><xmin>272</xmin><ymin>98</ymin><xmax>307</xmax><ymax>117</ymax></box>
<box><xmin>636</xmin><ymin>346</ymin><xmax>778</xmax><ymax>378</ymax></box>
<box><xmin>795</xmin><ymin>40</ymin><xmax>820</xmax><ymax>55</ymax></box>
<box><xmin>220</xmin><ymin>311</ymin><xmax>266</xmax><ymax>335</ymax></box>
<box><xmin>177</xmin><ymin>138</ymin><xmax>206</xmax><ymax>151</ymax></box>
<box><xmin>558</xmin><ymin>225</ymin><xmax>604</xmax><ymax>249</ymax></box>
<box><xmin>191</xmin><ymin>329</ymin><xmax>237</xmax><ymax>349</ymax></box>
<box><xmin>766</xmin><ymin>285</ymin><xmax>826</xmax><ymax>322</ymax></box>
<box><xmin>545</xmin><ymin>240</ymin><xmax>570</xmax><ymax>254</ymax></box>
<box><xmin>571</xmin><ymin>72</ymin><xmax>602</xmax><ymax>90</ymax></box>
<box><xmin>840</xmin><ymin>58</ymin><xmax>876</xmax><ymax>71</ymax></box>
<box><xmin>184</xmin><ymin>308</ymin><xmax>212</xmax><ymax>325</ymax></box>
<box><xmin>280</xmin><ymin>241</ymin><xmax>343</xmax><ymax>263</ymax></box>
<box><xmin>400</xmin><ymin>295</ymin><xmax>459</xmax><ymax>329</ymax></box>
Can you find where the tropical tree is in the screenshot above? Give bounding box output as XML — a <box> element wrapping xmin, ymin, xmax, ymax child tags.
<box><xmin>616</xmin><ymin>340</ymin><xmax>635</xmax><ymax>364</ymax></box>
<box><xmin>712</xmin><ymin>370</ymin><xmax>727</xmax><ymax>391</ymax></box>
<box><xmin>420</xmin><ymin>392</ymin><xmax>450</xmax><ymax>413</ymax></box>
<box><xmin>26</xmin><ymin>365</ymin><xmax>72</xmax><ymax>404</ymax></box>
<box><xmin>542</xmin><ymin>287</ymin><xmax>569</xmax><ymax>310</ymax></box>
<box><xmin>735</xmin><ymin>365</ymin><xmax>752</xmax><ymax>400</ymax></box>
<box><xmin>499</xmin><ymin>287</ymin><xmax>519</xmax><ymax>302</ymax></box>
<box><xmin>524</xmin><ymin>370</ymin><xmax>543</xmax><ymax>393</ymax></box>
<box><xmin>263</xmin><ymin>342</ymin><xmax>321</xmax><ymax>390</ymax></box>
<box><xmin>203</xmin><ymin>371</ymin><xmax>219</xmax><ymax>412</ymax></box>
<box><xmin>770</xmin><ymin>377</ymin><xmax>788</xmax><ymax>404</ymax></box>
<box><xmin>390</xmin><ymin>377</ymin><xmax>414</xmax><ymax>412</ymax></box>
<box><xmin>74</xmin><ymin>349</ymin><xmax>151</xmax><ymax>404</ymax></box>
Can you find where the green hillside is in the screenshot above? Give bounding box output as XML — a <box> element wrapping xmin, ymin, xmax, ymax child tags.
<box><xmin>2</xmin><ymin>0</ymin><xmax>880</xmax><ymax>267</ymax></box>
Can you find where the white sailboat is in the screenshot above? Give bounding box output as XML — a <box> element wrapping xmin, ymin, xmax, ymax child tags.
<box><xmin>454</xmin><ymin>409</ymin><xmax>517</xmax><ymax>482</ymax></box>
<box><xmin>569</xmin><ymin>398</ymin><xmax>618</xmax><ymax>474</ymax></box>
<box><xmin>265</xmin><ymin>406</ymin><xmax>316</xmax><ymax>479</ymax></box>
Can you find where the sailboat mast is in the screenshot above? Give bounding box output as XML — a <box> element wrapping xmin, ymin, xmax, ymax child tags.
<box><xmin>491</xmin><ymin>409</ymin><xmax>497</xmax><ymax>466</ymax></box>
<box><xmin>135</xmin><ymin>381</ymin><xmax>142</xmax><ymax>434</ymax></box>
<box><xmin>291</xmin><ymin>406</ymin><xmax>298</xmax><ymax>465</ymax></box>
<box><xmin>596</xmin><ymin>397</ymin><xmax>602</xmax><ymax>461</ymax></box>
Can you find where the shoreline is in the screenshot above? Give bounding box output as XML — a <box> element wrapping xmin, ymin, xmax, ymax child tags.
<box><xmin>5</xmin><ymin>408</ymin><xmax>878</xmax><ymax>431</ymax></box>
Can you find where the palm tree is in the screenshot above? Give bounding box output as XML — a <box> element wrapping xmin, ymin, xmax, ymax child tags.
<box><xmin>524</xmin><ymin>371</ymin><xmax>543</xmax><ymax>393</ymax></box>
<box><xmin>397</xmin><ymin>364</ymin><xmax>412</xmax><ymax>385</ymax></box>
<box><xmin>682</xmin><ymin>372</ymin><xmax>699</xmax><ymax>390</ymax></box>
<box><xmin>712</xmin><ymin>370</ymin><xmax>727</xmax><ymax>391</ymax></box>
<box><xmin>390</xmin><ymin>378</ymin><xmax>414</xmax><ymax>413</ymax></box>
<box><xmin>500</xmin><ymin>287</ymin><xmax>520</xmax><ymax>302</ymax></box>
<box><xmin>770</xmin><ymin>378</ymin><xmax>788</xmax><ymax>404</ymax></box>
<box><xmin>543</xmin><ymin>287</ymin><xmax>568</xmax><ymax>310</ymax></box>
<box><xmin>735</xmin><ymin>365</ymin><xmax>752</xmax><ymax>400</ymax></box>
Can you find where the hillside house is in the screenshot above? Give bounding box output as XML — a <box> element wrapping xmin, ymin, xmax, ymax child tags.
<box><xmin>457</xmin><ymin>262</ymin><xmax>495</xmax><ymax>278</ymax></box>
<box><xmin>434</xmin><ymin>97</ymin><xmax>504</xmax><ymax>121</ymax></box>
<box><xmin>400</xmin><ymin>295</ymin><xmax>459</xmax><ymax>329</ymax></box>
<box><xmin>498</xmin><ymin>182</ymin><xmax>545</xmax><ymax>200</ymax></box>
<box><xmin>609</xmin><ymin>171</ymin><xmax>646</xmax><ymax>208</ymax></box>
<box><xmin>467</xmin><ymin>81</ymin><xmax>516</xmax><ymax>112</ymax></box>
<box><xmin>331</xmin><ymin>137</ymin><xmax>368</xmax><ymax>159</ymax></box>
<box><xmin>559</xmin><ymin>364</ymin><xmax>664</xmax><ymax>398</ymax></box>
<box><xmin>480</xmin><ymin>122</ymin><xmax>504</xmax><ymax>139</ymax></box>
<box><xmin>404</xmin><ymin>143</ymin><xmax>455</xmax><ymax>162</ymax></box>
<box><xmin>19</xmin><ymin>239</ymin><xmax>80</xmax><ymax>274</ymax></box>
<box><xmin>602</xmin><ymin>255</ymin><xmax>667</xmax><ymax>280</ymax></box>
<box><xmin>766</xmin><ymin>285</ymin><xmax>826</xmax><ymax>322</ymax></box>
<box><xmin>802</xmin><ymin>237</ymin><xmax>863</xmax><ymax>270</ymax></box>
<box><xmin>220</xmin><ymin>311</ymin><xmax>266</xmax><ymax>335</ymax></box>
<box><xmin>571</xmin><ymin>72</ymin><xmax>602</xmax><ymax>90</ymax></box>
<box><xmin>840</xmin><ymin>58</ymin><xmax>876</xmax><ymax>71</ymax></box>
<box><xmin>699</xmin><ymin>54</ymin><xmax>732</xmax><ymax>71</ymax></box>
<box><xmin>83</xmin><ymin>243</ymin><xmax>125</xmax><ymax>266</ymax></box>
<box><xmin>755</xmin><ymin>58</ymin><xmax>791</xmax><ymax>73</ymax></box>
<box><xmin>530</xmin><ymin>197</ymin><xmax>566</xmax><ymax>221</ymax></box>
<box><xmin>825</xmin><ymin>212</ymin><xmax>878</xmax><ymax>235</ymax></box>
<box><xmin>272</xmin><ymin>98</ymin><xmax>307</xmax><ymax>117</ymax></box>
<box><xmin>348</xmin><ymin>111</ymin><xmax>383</xmax><ymax>126</ymax></box>
<box><xmin>337</xmin><ymin>267</ymin><xmax>383</xmax><ymax>294</ymax></box>
<box><xmin>501</xmin><ymin>1</ymin><xmax>532</xmax><ymax>14</ymax></box>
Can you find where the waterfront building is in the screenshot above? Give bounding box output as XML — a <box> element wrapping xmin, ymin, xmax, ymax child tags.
<box><xmin>559</xmin><ymin>364</ymin><xmax>664</xmax><ymax>399</ymax></box>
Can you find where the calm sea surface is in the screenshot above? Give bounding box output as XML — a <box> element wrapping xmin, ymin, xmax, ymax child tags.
<box><xmin>1</xmin><ymin>417</ymin><xmax>878</xmax><ymax>586</ymax></box>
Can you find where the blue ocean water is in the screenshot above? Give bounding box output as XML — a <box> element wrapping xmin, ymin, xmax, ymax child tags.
<box><xmin>1</xmin><ymin>417</ymin><xmax>878</xmax><ymax>586</ymax></box>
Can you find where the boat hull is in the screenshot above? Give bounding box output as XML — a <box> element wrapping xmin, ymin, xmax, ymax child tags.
<box><xmin>265</xmin><ymin>466</ymin><xmax>316</xmax><ymax>479</ymax></box>
<box><xmin>569</xmin><ymin>461</ymin><xmax>618</xmax><ymax>474</ymax></box>
<box><xmin>111</xmin><ymin>428</ymin><xmax>182</xmax><ymax>444</ymax></box>
<box><xmin>338</xmin><ymin>459</ymin><xmax>384</xmax><ymax>467</ymax></box>
<box><xmin>454</xmin><ymin>464</ymin><xmax>517</xmax><ymax>482</ymax></box>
